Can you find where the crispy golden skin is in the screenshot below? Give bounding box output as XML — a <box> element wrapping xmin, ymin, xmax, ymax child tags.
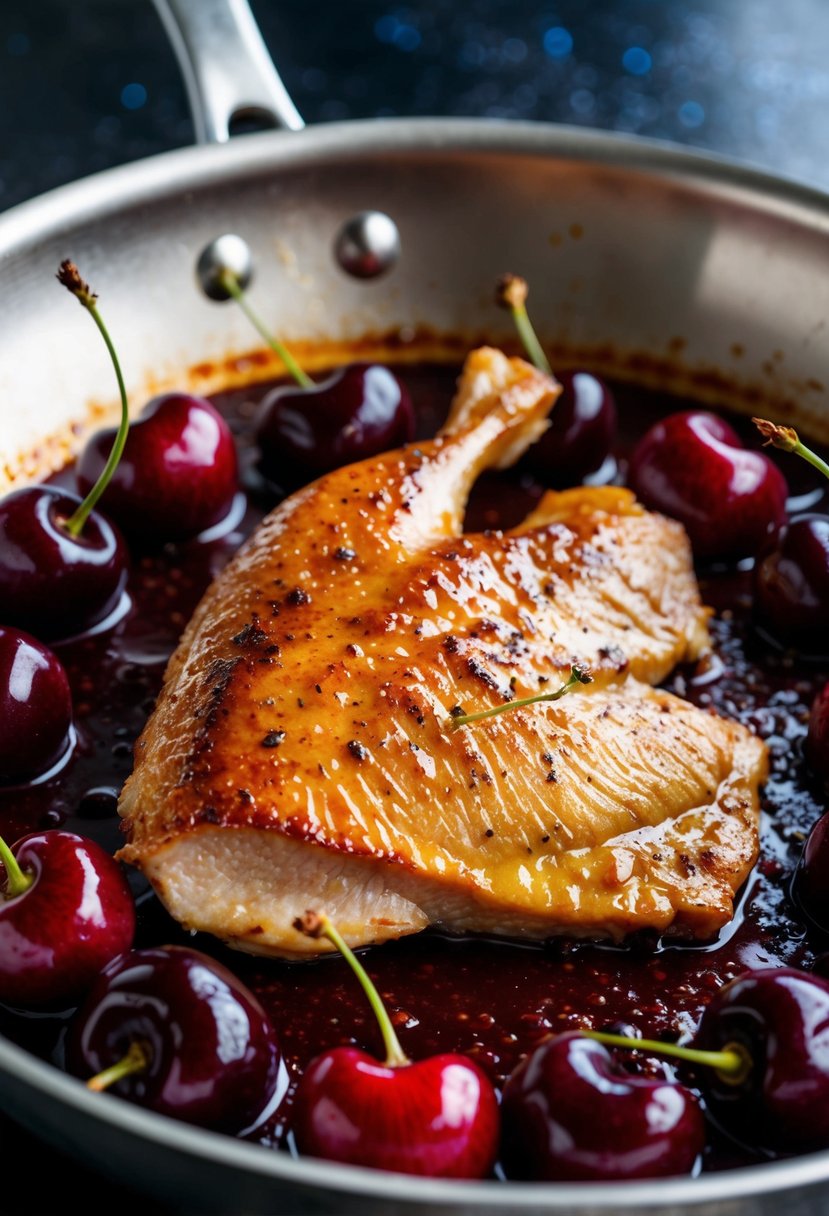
<box><xmin>119</xmin><ymin>349</ymin><xmax>764</xmax><ymax>956</ymax></box>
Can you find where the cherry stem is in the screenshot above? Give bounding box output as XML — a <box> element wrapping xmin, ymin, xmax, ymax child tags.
<box><xmin>0</xmin><ymin>835</ymin><xmax>33</xmax><ymax>899</ymax></box>
<box><xmin>753</xmin><ymin>417</ymin><xmax>829</xmax><ymax>483</ymax></box>
<box><xmin>294</xmin><ymin>911</ymin><xmax>409</xmax><ymax>1067</ymax></box>
<box><xmin>86</xmin><ymin>1040</ymin><xmax>151</xmax><ymax>1093</ymax></box>
<box><xmin>582</xmin><ymin>1029</ymin><xmax>753</xmax><ymax>1086</ymax></box>
<box><xmin>55</xmin><ymin>261</ymin><xmax>131</xmax><ymax>538</ymax></box>
<box><xmin>449</xmin><ymin>665</ymin><xmax>592</xmax><ymax>730</ymax></box>
<box><xmin>218</xmin><ymin>270</ymin><xmax>313</xmax><ymax>389</ymax></box>
<box><xmin>495</xmin><ymin>273</ymin><xmax>552</xmax><ymax>375</ymax></box>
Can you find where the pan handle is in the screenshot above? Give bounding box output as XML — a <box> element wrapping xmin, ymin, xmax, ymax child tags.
<box><xmin>152</xmin><ymin>0</ymin><xmax>304</xmax><ymax>142</ymax></box>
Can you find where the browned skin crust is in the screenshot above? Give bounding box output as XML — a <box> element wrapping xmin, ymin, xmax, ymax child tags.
<box><xmin>118</xmin><ymin>348</ymin><xmax>764</xmax><ymax>957</ymax></box>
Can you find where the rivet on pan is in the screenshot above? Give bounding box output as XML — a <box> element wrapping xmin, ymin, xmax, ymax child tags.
<box><xmin>196</xmin><ymin>234</ymin><xmax>254</xmax><ymax>301</ymax></box>
<box><xmin>334</xmin><ymin>211</ymin><xmax>401</xmax><ymax>279</ymax></box>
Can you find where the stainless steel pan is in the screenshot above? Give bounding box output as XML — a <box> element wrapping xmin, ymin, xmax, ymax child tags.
<box><xmin>1</xmin><ymin>2</ymin><xmax>829</xmax><ymax>1211</ymax></box>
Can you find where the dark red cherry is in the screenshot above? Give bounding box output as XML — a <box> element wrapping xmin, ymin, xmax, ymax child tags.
<box><xmin>0</xmin><ymin>486</ymin><xmax>127</xmax><ymax>640</ymax></box>
<box><xmin>524</xmin><ymin>370</ymin><xmax>617</xmax><ymax>485</ymax></box>
<box><xmin>807</xmin><ymin>682</ymin><xmax>829</xmax><ymax>780</ymax></box>
<box><xmin>628</xmin><ymin>411</ymin><xmax>788</xmax><ymax>559</ymax></box>
<box><xmin>500</xmin><ymin>1031</ymin><xmax>704</xmax><ymax>1182</ymax></box>
<box><xmin>77</xmin><ymin>393</ymin><xmax>238</xmax><ymax>543</ymax></box>
<box><xmin>66</xmin><ymin>946</ymin><xmax>284</xmax><ymax>1133</ymax></box>
<box><xmin>0</xmin><ymin>831</ymin><xmax>135</xmax><ymax>1010</ymax></box>
<box><xmin>256</xmin><ymin>363</ymin><xmax>414</xmax><ymax>481</ymax></box>
<box><xmin>0</xmin><ymin>627</ymin><xmax>73</xmax><ymax>783</ymax></box>
<box><xmin>293</xmin><ymin>1046</ymin><xmax>499</xmax><ymax>1178</ymax></box>
<box><xmin>695</xmin><ymin>967</ymin><xmax>829</xmax><ymax>1151</ymax></box>
<box><xmin>796</xmin><ymin>811</ymin><xmax>829</xmax><ymax>931</ymax></box>
<box><xmin>753</xmin><ymin>515</ymin><xmax>829</xmax><ymax>654</ymax></box>
<box><xmin>290</xmin><ymin>911</ymin><xmax>498</xmax><ymax>1178</ymax></box>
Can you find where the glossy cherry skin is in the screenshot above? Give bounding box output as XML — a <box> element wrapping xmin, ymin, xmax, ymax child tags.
<box><xmin>77</xmin><ymin>393</ymin><xmax>238</xmax><ymax>543</ymax></box>
<box><xmin>753</xmin><ymin>515</ymin><xmax>829</xmax><ymax>654</ymax></box>
<box><xmin>628</xmin><ymin>411</ymin><xmax>788</xmax><ymax>560</ymax></box>
<box><xmin>500</xmin><ymin>1032</ymin><xmax>704</xmax><ymax>1182</ymax></box>
<box><xmin>67</xmin><ymin>946</ymin><xmax>283</xmax><ymax>1133</ymax></box>
<box><xmin>256</xmin><ymin>363</ymin><xmax>414</xmax><ymax>482</ymax></box>
<box><xmin>524</xmin><ymin>370</ymin><xmax>617</xmax><ymax>485</ymax></box>
<box><xmin>695</xmin><ymin>967</ymin><xmax>829</xmax><ymax>1151</ymax></box>
<box><xmin>0</xmin><ymin>831</ymin><xmax>135</xmax><ymax>1010</ymax></box>
<box><xmin>292</xmin><ymin>1046</ymin><xmax>499</xmax><ymax>1178</ymax></box>
<box><xmin>0</xmin><ymin>627</ymin><xmax>73</xmax><ymax>783</ymax></box>
<box><xmin>0</xmin><ymin>486</ymin><xmax>127</xmax><ymax>640</ymax></box>
<box><xmin>795</xmin><ymin>812</ymin><xmax>829</xmax><ymax>931</ymax></box>
<box><xmin>807</xmin><ymin>681</ymin><xmax>829</xmax><ymax>780</ymax></box>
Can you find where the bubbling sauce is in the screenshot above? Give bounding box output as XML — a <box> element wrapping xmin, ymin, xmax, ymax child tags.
<box><xmin>1</xmin><ymin>364</ymin><xmax>827</xmax><ymax>1175</ymax></box>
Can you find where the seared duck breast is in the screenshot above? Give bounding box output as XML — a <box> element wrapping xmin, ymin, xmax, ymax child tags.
<box><xmin>119</xmin><ymin>349</ymin><xmax>764</xmax><ymax>956</ymax></box>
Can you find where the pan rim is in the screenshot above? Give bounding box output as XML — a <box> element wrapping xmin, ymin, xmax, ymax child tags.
<box><xmin>1</xmin><ymin>116</ymin><xmax>829</xmax><ymax>261</ymax></box>
<box><xmin>2</xmin><ymin>113</ymin><xmax>828</xmax><ymax>1210</ymax></box>
<box><xmin>3</xmin><ymin>1029</ymin><xmax>827</xmax><ymax>1209</ymax></box>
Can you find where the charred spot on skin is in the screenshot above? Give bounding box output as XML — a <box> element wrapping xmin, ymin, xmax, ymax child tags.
<box><xmin>238</xmin><ymin>789</ymin><xmax>253</xmax><ymax>803</ymax></box>
<box><xmin>195</xmin><ymin>656</ymin><xmax>240</xmax><ymax>734</ymax></box>
<box><xmin>466</xmin><ymin>656</ymin><xmax>502</xmax><ymax>691</ymax></box>
<box><xmin>231</xmin><ymin>621</ymin><xmax>268</xmax><ymax>648</ymax></box>
<box><xmin>347</xmin><ymin>739</ymin><xmax>369</xmax><ymax>762</ymax></box>
<box><xmin>334</xmin><ymin>546</ymin><xmax>357</xmax><ymax>562</ymax></box>
<box><xmin>449</xmin><ymin>705</ymin><xmax>465</xmax><ymax>719</ymax></box>
<box><xmin>262</xmin><ymin>730</ymin><xmax>286</xmax><ymax>749</ymax></box>
<box><xmin>286</xmin><ymin>587</ymin><xmax>312</xmax><ymax>607</ymax></box>
<box><xmin>598</xmin><ymin>644</ymin><xmax>628</xmax><ymax>671</ymax></box>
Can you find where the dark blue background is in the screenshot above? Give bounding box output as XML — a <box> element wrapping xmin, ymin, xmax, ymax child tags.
<box><xmin>2</xmin><ymin>0</ymin><xmax>829</xmax><ymax>214</ymax></box>
<box><xmin>1</xmin><ymin>1</ymin><xmax>827</xmax><ymax>1210</ymax></box>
